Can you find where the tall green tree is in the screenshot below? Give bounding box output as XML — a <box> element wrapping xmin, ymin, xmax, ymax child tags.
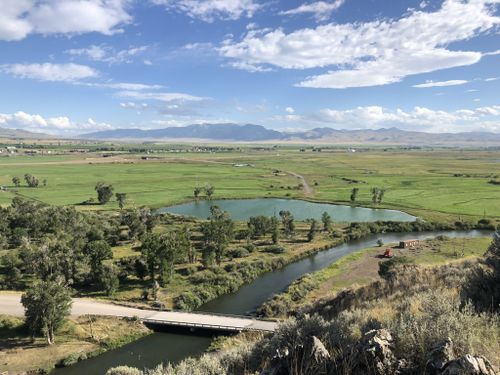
<box><xmin>115</xmin><ymin>193</ymin><xmax>127</xmax><ymax>210</ymax></box>
<box><xmin>85</xmin><ymin>240</ymin><xmax>113</xmax><ymax>284</ymax></box>
<box><xmin>21</xmin><ymin>280</ymin><xmax>72</xmax><ymax>345</ymax></box>
<box><xmin>95</xmin><ymin>182</ymin><xmax>114</xmax><ymax>205</ymax></box>
<box><xmin>200</xmin><ymin>206</ymin><xmax>234</xmax><ymax>265</ymax></box>
<box><xmin>270</xmin><ymin>216</ymin><xmax>280</xmax><ymax>245</ymax></box>
<box><xmin>279</xmin><ymin>210</ymin><xmax>295</xmax><ymax>238</ymax></box>
<box><xmin>350</xmin><ymin>187</ymin><xmax>359</xmax><ymax>202</ymax></box>
<box><xmin>140</xmin><ymin>232</ymin><xmax>177</xmax><ymax>286</ymax></box>
<box><xmin>204</xmin><ymin>184</ymin><xmax>215</xmax><ymax>200</ymax></box>
<box><xmin>307</xmin><ymin>219</ymin><xmax>320</xmax><ymax>242</ymax></box>
<box><xmin>12</xmin><ymin>176</ymin><xmax>20</xmax><ymax>187</ymax></box>
<box><xmin>193</xmin><ymin>187</ymin><xmax>201</xmax><ymax>199</ymax></box>
<box><xmin>321</xmin><ymin>212</ymin><xmax>332</xmax><ymax>232</ymax></box>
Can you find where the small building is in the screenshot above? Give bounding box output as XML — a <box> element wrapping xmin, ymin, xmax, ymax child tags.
<box><xmin>399</xmin><ymin>239</ymin><xmax>419</xmax><ymax>249</ymax></box>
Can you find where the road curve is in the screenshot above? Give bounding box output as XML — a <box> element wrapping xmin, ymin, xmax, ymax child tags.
<box><xmin>0</xmin><ymin>293</ymin><xmax>276</xmax><ymax>332</ymax></box>
<box><xmin>285</xmin><ymin>171</ymin><xmax>314</xmax><ymax>196</ymax></box>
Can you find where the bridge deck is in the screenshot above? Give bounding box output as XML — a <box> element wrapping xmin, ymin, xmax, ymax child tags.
<box><xmin>0</xmin><ymin>294</ymin><xmax>277</xmax><ymax>333</ymax></box>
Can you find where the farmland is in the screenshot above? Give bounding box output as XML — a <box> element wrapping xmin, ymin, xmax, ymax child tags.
<box><xmin>0</xmin><ymin>146</ymin><xmax>498</xmax><ymax>221</ymax></box>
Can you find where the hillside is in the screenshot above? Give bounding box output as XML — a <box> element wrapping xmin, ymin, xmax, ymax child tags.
<box><xmin>80</xmin><ymin>124</ymin><xmax>500</xmax><ymax>145</ymax></box>
<box><xmin>0</xmin><ymin>127</ymin><xmax>52</xmax><ymax>139</ymax></box>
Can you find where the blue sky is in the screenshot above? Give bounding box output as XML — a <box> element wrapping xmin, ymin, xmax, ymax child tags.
<box><xmin>0</xmin><ymin>0</ymin><xmax>499</xmax><ymax>135</ymax></box>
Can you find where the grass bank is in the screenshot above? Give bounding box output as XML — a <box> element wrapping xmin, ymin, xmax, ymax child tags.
<box><xmin>0</xmin><ymin>314</ymin><xmax>151</xmax><ymax>374</ymax></box>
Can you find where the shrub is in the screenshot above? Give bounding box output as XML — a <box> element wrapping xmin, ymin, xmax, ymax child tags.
<box><xmin>106</xmin><ymin>366</ymin><xmax>143</xmax><ymax>375</ymax></box>
<box><xmin>378</xmin><ymin>256</ymin><xmax>414</xmax><ymax>279</ymax></box>
<box><xmin>264</xmin><ymin>245</ymin><xmax>285</xmax><ymax>254</ymax></box>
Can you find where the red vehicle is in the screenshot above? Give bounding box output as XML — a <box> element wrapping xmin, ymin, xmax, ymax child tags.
<box><xmin>383</xmin><ymin>248</ymin><xmax>394</xmax><ymax>258</ymax></box>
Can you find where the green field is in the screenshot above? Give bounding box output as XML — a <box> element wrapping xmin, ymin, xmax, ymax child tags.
<box><xmin>0</xmin><ymin>148</ymin><xmax>499</xmax><ymax>221</ymax></box>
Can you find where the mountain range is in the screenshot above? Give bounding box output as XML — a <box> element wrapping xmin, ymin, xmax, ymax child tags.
<box><xmin>81</xmin><ymin>123</ymin><xmax>500</xmax><ymax>145</ymax></box>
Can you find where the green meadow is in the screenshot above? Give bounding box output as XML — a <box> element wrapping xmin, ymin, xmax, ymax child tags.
<box><xmin>0</xmin><ymin>148</ymin><xmax>498</xmax><ymax>221</ymax></box>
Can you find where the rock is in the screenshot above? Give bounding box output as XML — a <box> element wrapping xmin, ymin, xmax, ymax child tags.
<box><xmin>426</xmin><ymin>338</ymin><xmax>455</xmax><ymax>374</ymax></box>
<box><xmin>351</xmin><ymin>329</ymin><xmax>398</xmax><ymax>375</ymax></box>
<box><xmin>310</xmin><ymin>335</ymin><xmax>330</xmax><ymax>363</ymax></box>
<box><xmin>441</xmin><ymin>354</ymin><xmax>497</xmax><ymax>375</ymax></box>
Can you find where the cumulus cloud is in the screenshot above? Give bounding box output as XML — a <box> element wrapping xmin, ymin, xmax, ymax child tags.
<box><xmin>280</xmin><ymin>1</ymin><xmax>345</xmax><ymax>22</ymax></box>
<box><xmin>0</xmin><ymin>111</ymin><xmax>113</xmax><ymax>134</ymax></box>
<box><xmin>0</xmin><ymin>0</ymin><xmax>131</xmax><ymax>41</ymax></box>
<box><xmin>0</xmin><ymin>63</ymin><xmax>98</xmax><ymax>82</ymax></box>
<box><xmin>150</xmin><ymin>0</ymin><xmax>261</xmax><ymax>22</ymax></box>
<box><xmin>412</xmin><ymin>79</ymin><xmax>469</xmax><ymax>88</ymax></box>
<box><xmin>65</xmin><ymin>44</ymin><xmax>149</xmax><ymax>65</ymax></box>
<box><xmin>116</xmin><ymin>90</ymin><xmax>210</xmax><ymax>116</ymax></box>
<box><xmin>274</xmin><ymin>105</ymin><xmax>500</xmax><ymax>133</ymax></box>
<box><xmin>220</xmin><ymin>0</ymin><xmax>500</xmax><ymax>88</ymax></box>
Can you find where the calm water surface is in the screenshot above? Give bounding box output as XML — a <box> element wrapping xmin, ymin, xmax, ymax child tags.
<box><xmin>54</xmin><ymin>230</ymin><xmax>490</xmax><ymax>374</ymax></box>
<box><xmin>158</xmin><ymin>198</ymin><xmax>416</xmax><ymax>222</ymax></box>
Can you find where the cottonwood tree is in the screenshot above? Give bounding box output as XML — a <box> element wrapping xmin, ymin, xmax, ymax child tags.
<box><xmin>24</xmin><ymin>174</ymin><xmax>39</xmax><ymax>188</ymax></box>
<box><xmin>204</xmin><ymin>184</ymin><xmax>215</xmax><ymax>200</ymax></box>
<box><xmin>321</xmin><ymin>212</ymin><xmax>332</xmax><ymax>232</ymax></box>
<box><xmin>140</xmin><ymin>232</ymin><xmax>178</xmax><ymax>286</ymax></box>
<box><xmin>85</xmin><ymin>240</ymin><xmax>113</xmax><ymax>286</ymax></box>
<box><xmin>371</xmin><ymin>187</ymin><xmax>385</xmax><ymax>204</ymax></box>
<box><xmin>201</xmin><ymin>206</ymin><xmax>234</xmax><ymax>265</ymax></box>
<box><xmin>279</xmin><ymin>210</ymin><xmax>295</xmax><ymax>238</ymax></box>
<box><xmin>21</xmin><ymin>279</ymin><xmax>72</xmax><ymax>345</ymax></box>
<box><xmin>95</xmin><ymin>182</ymin><xmax>114</xmax><ymax>205</ymax></box>
<box><xmin>193</xmin><ymin>187</ymin><xmax>201</xmax><ymax>199</ymax></box>
<box><xmin>12</xmin><ymin>176</ymin><xmax>20</xmax><ymax>187</ymax></box>
<box><xmin>307</xmin><ymin>219</ymin><xmax>320</xmax><ymax>242</ymax></box>
<box><xmin>115</xmin><ymin>193</ymin><xmax>127</xmax><ymax>210</ymax></box>
<box><xmin>271</xmin><ymin>216</ymin><xmax>280</xmax><ymax>244</ymax></box>
<box><xmin>350</xmin><ymin>187</ymin><xmax>359</xmax><ymax>202</ymax></box>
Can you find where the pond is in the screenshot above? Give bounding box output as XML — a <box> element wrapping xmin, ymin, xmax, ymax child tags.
<box><xmin>53</xmin><ymin>230</ymin><xmax>490</xmax><ymax>375</ymax></box>
<box><xmin>158</xmin><ymin>198</ymin><xmax>416</xmax><ymax>222</ymax></box>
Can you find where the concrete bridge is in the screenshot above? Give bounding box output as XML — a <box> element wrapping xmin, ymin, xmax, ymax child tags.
<box><xmin>0</xmin><ymin>293</ymin><xmax>277</xmax><ymax>333</ymax></box>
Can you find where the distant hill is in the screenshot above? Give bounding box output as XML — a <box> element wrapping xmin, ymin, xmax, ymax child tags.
<box><xmin>80</xmin><ymin>123</ymin><xmax>500</xmax><ymax>145</ymax></box>
<box><xmin>0</xmin><ymin>127</ymin><xmax>52</xmax><ymax>139</ymax></box>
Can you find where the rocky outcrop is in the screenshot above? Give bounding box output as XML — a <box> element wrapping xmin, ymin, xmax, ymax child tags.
<box><xmin>441</xmin><ymin>354</ymin><xmax>496</xmax><ymax>375</ymax></box>
<box><xmin>349</xmin><ymin>329</ymin><xmax>402</xmax><ymax>375</ymax></box>
<box><xmin>426</xmin><ymin>338</ymin><xmax>456</xmax><ymax>374</ymax></box>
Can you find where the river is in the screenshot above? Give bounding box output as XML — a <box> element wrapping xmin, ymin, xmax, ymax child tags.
<box><xmin>53</xmin><ymin>230</ymin><xmax>490</xmax><ymax>374</ymax></box>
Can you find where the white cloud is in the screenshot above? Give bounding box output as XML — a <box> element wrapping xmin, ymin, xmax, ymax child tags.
<box><xmin>1</xmin><ymin>63</ymin><xmax>98</xmax><ymax>82</ymax></box>
<box><xmin>120</xmin><ymin>102</ymin><xmax>149</xmax><ymax>109</ymax></box>
<box><xmin>412</xmin><ymin>79</ymin><xmax>469</xmax><ymax>88</ymax></box>
<box><xmin>0</xmin><ymin>0</ymin><xmax>131</xmax><ymax>41</ymax></box>
<box><xmin>220</xmin><ymin>0</ymin><xmax>500</xmax><ymax>88</ymax></box>
<box><xmin>66</xmin><ymin>44</ymin><xmax>149</xmax><ymax>64</ymax></box>
<box><xmin>285</xmin><ymin>107</ymin><xmax>295</xmax><ymax>114</ymax></box>
<box><xmin>151</xmin><ymin>0</ymin><xmax>261</xmax><ymax>22</ymax></box>
<box><xmin>274</xmin><ymin>105</ymin><xmax>500</xmax><ymax>133</ymax></box>
<box><xmin>79</xmin><ymin>82</ymin><xmax>163</xmax><ymax>90</ymax></box>
<box><xmin>280</xmin><ymin>1</ymin><xmax>345</xmax><ymax>22</ymax></box>
<box><xmin>116</xmin><ymin>91</ymin><xmax>207</xmax><ymax>102</ymax></box>
<box><xmin>0</xmin><ymin>111</ymin><xmax>113</xmax><ymax>134</ymax></box>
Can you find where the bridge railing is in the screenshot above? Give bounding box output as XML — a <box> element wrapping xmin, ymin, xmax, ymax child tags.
<box><xmin>142</xmin><ymin>318</ymin><xmax>274</xmax><ymax>332</ymax></box>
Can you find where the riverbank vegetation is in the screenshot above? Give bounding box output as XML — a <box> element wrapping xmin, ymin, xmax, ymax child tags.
<box><xmin>0</xmin><ymin>314</ymin><xmax>150</xmax><ymax>374</ymax></box>
<box><xmin>111</xmin><ymin>231</ymin><xmax>500</xmax><ymax>374</ymax></box>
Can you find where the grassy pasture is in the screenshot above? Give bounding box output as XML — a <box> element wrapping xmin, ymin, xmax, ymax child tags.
<box><xmin>0</xmin><ymin>148</ymin><xmax>498</xmax><ymax>220</ymax></box>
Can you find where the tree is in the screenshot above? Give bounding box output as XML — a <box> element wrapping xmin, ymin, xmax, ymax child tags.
<box><xmin>350</xmin><ymin>187</ymin><xmax>359</xmax><ymax>202</ymax></box>
<box><xmin>377</xmin><ymin>239</ymin><xmax>384</xmax><ymax>247</ymax></box>
<box><xmin>271</xmin><ymin>216</ymin><xmax>280</xmax><ymax>245</ymax></box>
<box><xmin>371</xmin><ymin>187</ymin><xmax>380</xmax><ymax>204</ymax></box>
<box><xmin>279</xmin><ymin>210</ymin><xmax>295</xmax><ymax>238</ymax></box>
<box><xmin>200</xmin><ymin>206</ymin><xmax>234</xmax><ymax>265</ymax></box>
<box><xmin>12</xmin><ymin>176</ymin><xmax>20</xmax><ymax>187</ymax></box>
<box><xmin>307</xmin><ymin>219</ymin><xmax>320</xmax><ymax>242</ymax></box>
<box><xmin>378</xmin><ymin>188</ymin><xmax>385</xmax><ymax>204</ymax></box>
<box><xmin>193</xmin><ymin>187</ymin><xmax>202</xmax><ymax>199</ymax></box>
<box><xmin>98</xmin><ymin>264</ymin><xmax>120</xmax><ymax>296</ymax></box>
<box><xmin>21</xmin><ymin>280</ymin><xmax>72</xmax><ymax>345</ymax></box>
<box><xmin>116</xmin><ymin>193</ymin><xmax>127</xmax><ymax>210</ymax></box>
<box><xmin>95</xmin><ymin>182</ymin><xmax>114</xmax><ymax>205</ymax></box>
<box><xmin>248</xmin><ymin>216</ymin><xmax>272</xmax><ymax>239</ymax></box>
<box><xmin>321</xmin><ymin>212</ymin><xmax>332</xmax><ymax>232</ymax></box>
<box><xmin>24</xmin><ymin>174</ymin><xmax>39</xmax><ymax>188</ymax></box>
<box><xmin>85</xmin><ymin>240</ymin><xmax>113</xmax><ymax>284</ymax></box>
<box><xmin>204</xmin><ymin>184</ymin><xmax>215</xmax><ymax>200</ymax></box>
<box><xmin>140</xmin><ymin>232</ymin><xmax>178</xmax><ymax>286</ymax></box>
